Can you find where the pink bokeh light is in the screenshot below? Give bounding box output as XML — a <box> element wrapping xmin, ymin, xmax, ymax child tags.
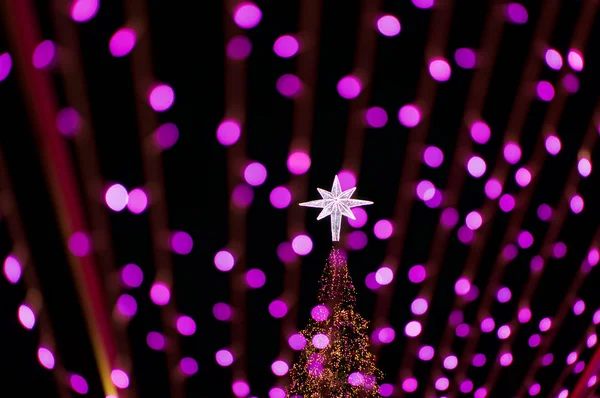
<box><xmin>0</xmin><ymin>53</ymin><xmax>12</xmax><ymax>82</ymax></box>
<box><xmin>377</xmin><ymin>15</ymin><xmax>401</xmax><ymax>37</ymax></box>
<box><xmin>109</xmin><ymin>28</ymin><xmax>136</xmax><ymax>57</ymax></box>
<box><xmin>180</xmin><ymin>357</ymin><xmax>198</xmax><ymax>376</ymax></box>
<box><xmin>227</xmin><ymin>36</ymin><xmax>252</xmax><ymax>60</ymax></box>
<box><xmin>312</xmin><ymin>333</ymin><xmax>330</xmax><ymax>349</ymax></box>
<box><xmin>246</xmin><ymin>268</ymin><xmax>266</xmax><ymax>289</ymax></box>
<box><xmin>149</xmin><ymin>84</ymin><xmax>175</xmax><ymax>112</ymax></box>
<box><xmin>176</xmin><ymin>315</ymin><xmax>196</xmax><ymax>336</ymax></box>
<box><xmin>518</xmin><ymin>230</ymin><xmax>534</xmax><ymax>249</ymax></box>
<box><xmin>287</xmin><ymin>151</ymin><xmax>311</xmax><ymax>174</ymax></box>
<box><xmin>3</xmin><ymin>255</ymin><xmax>21</xmax><ymax>284</ymax></box>
<box><xmin>269</xmin><ymin>300</ymin><xmax>288</xmax><ymax>318</ymax></box>
<box><xmin>536</xmin><ymin>81</ymin><xmax>554</xmax><ymax>101</ymax></box>
<box><xmin>273</xmin><ymin>35</ymin><xmax>299</xmax><ymax>58</ymax></box>
<box><xmin>348</xmin><ymin>207</ymin><xmax>367</xmax><ymax>228</ymax></box>
<box><xmin>429</xmin><ymin>58</ymin><xmax>451</xmax><ymax>82</ymax></box>
<box><xmin>37</xmin><ymin>347</ymin><xmax>55</xmax><ymax>369</ymax></box>
<box><xmin>481</xmin><ymin>317</ymin><xmax>495</xmax><ymax>332</ymax></box>
<box><xmin>217</xmin><ymin>120</ymin><xmax>241</xmax><ymax>146</ymax></box>
<box><xmin>231</xmin><ymin>184</ymin><xmax>253</xmax><ymax>209</ymax></box>
<box><xmin>435</xmin><ymin>377</ymin><xmax>449</xmax><ymax>391</ymax></box>
<box><xmin>32</xmin><ymin>40</ymin><xmax>56</xmax><ymax>69</ymax></box>
<box><xmin>338</xmin><ymin>170</ymin><xmax>357</xmax><ymax>190</ymax></box>
<box><xmin>276</xmin><ymin>74</ymin><xmax>303</xmax><ymax>98</ymax></box>
<box><xmin>288</xmin><ymin>333</ymin><xmax>307</xmax><ymax>350</ymax></box>
<box><xmin>18</xmin><ymin>304</ymin><xmax>35</xmax><ymax>329</ymax></box>
<box><xmin>412</xmin><ymin>0</ymin><xmax>434</xmax><ymax>9</ymax></box>
<box><xmin>570</xmin><ymin>195</ymin><xmax>584</xmax><ymax>214</ymax></box>
<box><xmin>374</xmin><ymin>220</ymin><xmax>393</xmax><ymax>239</ymax></box>
<box><xmin>398</xmin><ymin>104</ymin><xmax>421</xmax><ymax>127</ymax></box>
<box><xmin>69</xmin><ymin>232</ymin><xmax>91</xmax><ymax>257</ymax></box>
<box><xmin>545</xmin><ymin>135</ymin><xmax>561</xmax><ymax>155</ymax></box>
<box><xmin>154</xmin><ymin>123</ymin><xmax>179</xmax><ymax>150</ymax></box>
<box><xmin>499</xmin><ymin>194</ymin><xmax>515</xmax><ymax>212</ymax></box>
<box><xmin>56</xmin><ymin>107</ymin><xmax>81</xmax><ymax>137</ymax></box>
<box><xmin>467</xmin><ymin>156</ymin><xmax>486</xmax><ymax>177</ymax></box>
<box><xmin>505</xmin><ymin>3</ymin><xmax>528</xmax><ymax>24</ymax></box>
<box><xmin>121</xmin><ymin>263</ymin><xmax>143</xmax><ymax>288</ymax></box>
<box><xmin>147</xmin><ymin>331</ymin><xmax>166</xmax><ymax>350</ymax></box>
<box><xmin>423</xmin><ymin>146</ymin><xmax>444</xmax><ymax>168</ymax></box>
<box><xmin>271</xmin><ymin>360</ymin><xmax>289</xmax><ymax>376</ymax></box>
<box><xmin>408</xmin><ymin>264</ymin><xmax>426</xmax><ymax>283</ymax></box>
<box><xmin>517</xmin><ymin>307</ymin><xmax>531</xmax><ymax>323</ymax></box>
<box><xmin>365</xmin><ymin>106</ymin><xmax>388</xmax><ymax>128</ymax></box>
<box><xmin>116</xmin><ymin>294</ymin><xmax>137</xmax><ymax>318</ymax></box>
<box><xmin>214</xmin><ymin>250</ymin><xmax>235</xmax><ymax>272</ymax></box>
<box><xmin>150</xmin><ymin>282</ymin><xmax>170</xmax><ymax>306</ymax></box>
<box><xmin>545</xmin><ymin>49</ymin><xmax>563</xmax><ymax>70</ymax></box>
<box><xmin>578</xmin><ymin>158</ymin><xmax>592</xmax><ymax>177</ymax></box>
<box><xmin>213</xmin><ymin>302</ymin><xmax>232</xmax><ymax>322</ymax></box>
<box><xmin>71</xmin><ymin>0</ymin><xmax>99</xmax><ymax>22</ymax></box>
<box><xmin>500</xmin><ymin>353</ymin><xmax>513</xmax><ymax>366</ymax></box>
<box><xmin>337</xmin><ymin>75</ymin><xmax>362</xmax><ymax>99</ymax></box>
<box><xmin>216</xmin><ymin>349</ymin><xmax>234</xmax><ymax>366</ymax></box>
<box><xmin>111</xmin><ymin>369</ymin><xmax>130</xmax><ymax>389</ymax></box>
<box><xmin>455</xmin><ymin>278</ymin><xmax>471</xmax><ymax>296</ymax></box>
<box><xmin>466</xmin><ymin>211</ymin><xmax>482</xmax><ymax>230</ymax></box>
<box><xmin>504</xmin><ymin>142</ymin><xmax>522</xmax><ymax>164</ymax></box>
<box><xmin>70</xmin><ymin>374</ymin><xmax>89</xmax><ymax>394</ymax></box>
<box><xmin>471</xmin><ymin>121</ymin><xmax>491</xmax><ymax>144</ymax></box>
<box><xmin>402</xmin><ymin>377</ymin><xmax>417</xmax><ymax>393</ymax></box>
<box><xmin>232</xmin><ymin>380</ymin><xmax>250</xmax><ymax>397</ymax></box>
<box><xmin>455</xmin><ymin>48</ymin><xmax>476</xmax><ymax>69</ymax></box>
<box><xmin>441</xmin><ymin>208</ymin><xmax>459</xmax><ymax>228</ymax></box>
<box><xmin>244</xmin><ymin>162</ymin><xmax>267</xmax><ymax>186</ymax></box>
<box><xmin>485</xmin><ymin>178</ymin><xmax>502</xmax><ymax>199</ymax></box>
<box><xmin>539</xmin><ymin>317</ymin><xmax>552</xmax><ymax>332</ymax></box>
<box><xmin>515</xmin><ymin>167</ymin><xmax>532</xmax><ymax>187</ymax></box>
<box><xmin>375</xmin><ymin>266</ymin><xmax>394</xmax><ymax>285</ymax></box>
<box><xmin>233</xmin><ymin>2</ymin><xmax>262</xmax><ymax>29</ymax></box>
<box><xmin>568</xmin><ymin>50</ymin><xmax>584</xmax><ymax>71</ymax></box>
<box><xmin>497</xmin><ymin>287</ymin><xmax>512</xmax><ymax>303</ymax></box>
<box><xmin>418</xmin><ymin>345</ymin><xmax>434</xmax><ymax>361</ymax></box>
<box><xmin>405</xmin><ymin>321</ymin><xmax>422</xmax><ymax>337</ymax></box>
<box><xmin>171</xmin><ymin>231</ymin><xmax>193</xmax><ymax>255</ymax></box>
<box><xmin>411</xmin><ymin>297</ymin><xmax>428</xmax><ymax>315</ymax></box>
<box><xmin>127</xmin><ymin>188</ymin><xmax>148</xmax><ymax>214</ymax></box>
<box><xmin>292</xmin><ymin>234</ymin><xmax>313</xmax><ymax>255</ymax></box>
<box><xmin>105</xmin><ymin>184</ymin><xmax>128</xmax><ymax>211</ymax></box>
<box><xmin>497</xmin><ymin>325</ymin><xmax>511</xmax><ymax>339</ymax></box>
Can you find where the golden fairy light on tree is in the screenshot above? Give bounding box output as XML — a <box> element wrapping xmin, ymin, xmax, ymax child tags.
<box><xmin>287</xmin><ymin>249</ymin><xmax>383</xmax><ymax>397</ymax></box>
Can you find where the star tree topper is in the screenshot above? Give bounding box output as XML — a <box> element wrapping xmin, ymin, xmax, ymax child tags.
<box><xmin>299</xmin><ymin>175</ymin><xmax>373</xmax><ymax>242</ymax></box>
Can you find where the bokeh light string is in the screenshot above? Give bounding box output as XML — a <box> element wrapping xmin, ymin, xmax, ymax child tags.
<box><xmin>449</xmin><ymin>3</ymin><xmax>596</xmax><ymax>393</ymax></box>
<box><xmin>576</xmin><ymin>345</ymin><xmax>600</xmax><ymax>395</ymax></box>
<box><xmin>439</xmin><ymin>0</ymin><xmax>564</xmax><ymax>392</ymax></box>
<box><xmin>516</xmin><ymin>228</ymin><xmax>600</xmax><ymax>397</ymax></box>
<box><xmin>51</xmin><ymin>1</ymin><xmax>139</xmax><ymax>394</ymax></box>
<box><xmin>385</xmin><ymin>0</ymin><xmax>507</xmax><ymax>392</ymax></box>
<box><xmin>546</xmin><ymin>322</ymin><xmax>599</xmax><ymax>397</ymax></box>
<box><xmin>426</xmin><ymin>0</ymin><xmax>505</xmax><ymax>393</ymax></box>
<box><xmin>274</xmin><ymin>0</ymin><xmax>323</xmax><ymax>392</ymax></box>
<box><xmin>476</xmin><ymin>100</ymin><xmax>600</xmax><ymax>395</ymax></box>
<box><xmin>0</xmin><ymin>149</ymin><xmax>71</xmax><ymax>398</ymax></box>
<box><xmin>1</xmin><ymin>1</ymin><xmax>126</xmax><ymax>396</ymax></box>
<box><xmin>123</xmin><ymin>1</ymin><xmax>183</xmax><ymax>396</ymax></box>
<box><xmin>369</xmin><ymin>0</ymin><xmax>458</xmax><ymax>365</ymax></box>
<box><xmin>339</xmin><ymin>0</ymin><xmax>383</xmax><ymax>179</ymax></box>
<box><xmin>224</xmin><ymin>0</ymin><xmax>252</xmax><ymax>392</ymax></box>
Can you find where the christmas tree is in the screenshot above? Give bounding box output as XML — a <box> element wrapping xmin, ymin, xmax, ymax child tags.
<box><xmin>287</xmin><ymin>248</ymin><xmax>383</xmax><ymax>397</ymax></box>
